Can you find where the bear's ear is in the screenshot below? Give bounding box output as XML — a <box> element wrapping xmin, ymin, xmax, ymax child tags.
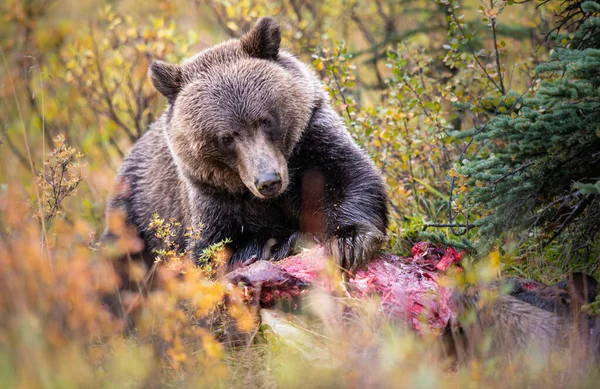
<box><xmin>148</xmin><ymin>60</ymin><xmax>183</xmax><ymax>100</ymax></box>
<box><xmin>240</xmin><ymin>17</ymin><xmax>281</xmax><ymax>60</ymax></box>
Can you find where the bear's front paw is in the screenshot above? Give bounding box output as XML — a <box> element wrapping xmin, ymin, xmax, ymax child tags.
<box><xmin>327</xmin><ymin>224</ymin><xmax>386</xmax><ymax>270</ymax></box>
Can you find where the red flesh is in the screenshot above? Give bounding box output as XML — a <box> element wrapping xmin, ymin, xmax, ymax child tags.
<box><xmin>226</xmin><ymin>243</ymin><xmax>464</xmax><ymax>334</ymax></box>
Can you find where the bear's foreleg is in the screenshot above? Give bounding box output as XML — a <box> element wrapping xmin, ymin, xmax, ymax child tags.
<box><xmin>298</xmin><ymin>107</ymin><xmax>390</xmax><ymax>269</ymax></box>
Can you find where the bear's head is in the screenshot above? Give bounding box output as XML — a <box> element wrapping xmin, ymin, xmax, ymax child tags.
<box><xmin>148</xmin><ymin>17</ymin><xmax>317</xmax><ymax>199</ymax></box>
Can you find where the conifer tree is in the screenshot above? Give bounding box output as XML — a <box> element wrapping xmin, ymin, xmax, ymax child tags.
<box><xmin>459</xmin><ymin>1</ymin><xmax>600</xmax><ymax>258</ymax></box>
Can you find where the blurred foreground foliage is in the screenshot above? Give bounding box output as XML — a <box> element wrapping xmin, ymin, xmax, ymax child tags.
<box><xmin>1</xmin><ymin>0</ymin><xmax>600</xmax><ymax>387</ymax></box>
<box><xmin>1</xmin><ymin>184</ymin><xmax>600</xmax><ymax>388</ymax></box>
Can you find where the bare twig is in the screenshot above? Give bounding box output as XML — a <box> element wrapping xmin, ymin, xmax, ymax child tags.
<box><xmin>1</xmin><ymin>46</ymin><xmax>50</xmax><ymax>258</ymax></box>
<box><xmin>349</xmin><ymin>9</ymin><xmax>385</xmax><ymax>89</ymax></box>
<box><xmin>0</xmin><ymin>121</ymin><xmax>6</xmax><ymax>145</ymax></box>
<box><xmin>3</xmin><ymin>132</ymin><xmax>30</xmax><ymax>168</ymax></box>
<box><xmin>489</xmin><ymin>0</ymin><xmax>506</xmax><ymax>94</ymax></box>
<box><xmin>89</xmin><ymin>22</ymin><xmax>138</xmax><ymax>143</ymax></box>
<box><xmin>206</xmin><ymin>3</ymin><xmax>242</xmax><ymax>38</ymax></box>
<box><xmin>422</xmin><ymin>223</ymin><xmax>476</xmax><ymax>231</ymax></box>
<box><xmin>546</xmin><ymin>194</ymin><xmax>595</xmax><ymax>245</ymax></box>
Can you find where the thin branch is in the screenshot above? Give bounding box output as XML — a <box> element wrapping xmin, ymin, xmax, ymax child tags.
<box><xmin>349</xmin><ymin>9</ymin><xmax>385</xmax><ymax>89</ymax></box>
<box><xmin>324</xmin><ymin>49</ymin><xmax>355</xmax><ymax>123</ymax></box>
<box><xmin>489</xmin><ymin>0</ymin><xmax>506</xmax><ymax>94</ymax></box>
<box><xmin>3</xmin><ymin>132</ymin><xmax>30</xmax><ymax>168</ymax></box>
<box><xmin>448</xmin><ymin>8</ymin><xmax>504</xmax><ymax>94</ymax></box>
<box><xmin>89</xmin><ymin>22</ymin><xmax>137</xmax><ymax>143</ymax></box>
<box><xmin>492</xmin><ymin>161</ymin><xmax>534</xmax><ymax>184</ymax></box>
<box><xmin>402</xmin><ymin>119</ymin><xmax>423</xmax><ymax>216</ymax></box>
<box><xmin>206</xmin><ymin>3</ymin><xmax>241</xmax><ymax>38</ymax></box>
<box><xmin>422</xmin><ymin>223</ymin><xmax>476</xmax><ymax>231</ymax></box>
<box><xmin>1</xmin><ymin>45</ymin><xmax>50</xmax><ymax>258</ymax></box>
<box><xmin>546</xmin><ymin>194</ymin><xmax>595</xmax><ymax>245</ymax></box>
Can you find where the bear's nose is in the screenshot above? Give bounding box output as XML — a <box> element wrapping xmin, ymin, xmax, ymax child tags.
<box><xmin>255</xmin><ymin>173</ymin><xmax>282</xmax><ymax>197</ymax></box>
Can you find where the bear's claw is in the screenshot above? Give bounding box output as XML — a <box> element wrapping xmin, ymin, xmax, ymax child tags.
<box><xmin>329</xmin><ymin>224</ymin><xmax>385</xmax><ymax>270</ymax></box>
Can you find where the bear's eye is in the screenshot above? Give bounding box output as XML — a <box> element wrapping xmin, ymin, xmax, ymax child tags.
<box><xmin>258</xmin><ymin>118</ymin><xmax>272</xmax><ymax>128</ymax></box>
<box><xmin>221</xmin><ymin>135</ymin><xmax>235</xmax><ymax>147</ymax></box>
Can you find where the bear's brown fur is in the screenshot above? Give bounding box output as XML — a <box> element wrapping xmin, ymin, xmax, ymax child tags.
<box><xmin>448</xmin><ymin>274</ymin><xmax>600</xmax><ymax>359</ymax></box>
<box><xmin>106</xmin><ymin>17</ymin><xmax>389</xmax><ymax>270</ymax></box>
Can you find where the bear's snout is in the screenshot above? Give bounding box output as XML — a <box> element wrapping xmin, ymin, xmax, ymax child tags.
<box><xmin>235</xmin><ymin>130</ymin><xmax>289</xmax><ymax>199</ymax></box>
<box><xmin>255</xmin><ymin>172</ymin><xmax>282</xmax><ymax>198</ymax></box>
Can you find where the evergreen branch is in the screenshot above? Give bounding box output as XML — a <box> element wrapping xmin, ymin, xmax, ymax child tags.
<box><xmin>492</xmin><ymin>161</ymin><xmax>534</xmax><ymax>184</ymax></box>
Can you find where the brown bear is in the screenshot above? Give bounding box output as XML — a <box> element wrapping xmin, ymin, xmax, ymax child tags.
<box><xmin>106</xmin><ymin>17</ymin><xmax>389</xmax><ymax>271</ymax></box>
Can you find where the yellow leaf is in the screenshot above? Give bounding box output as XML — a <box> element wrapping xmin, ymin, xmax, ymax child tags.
<box><xmin>226</xmin><ymin>21</ymin><xmax>239</xmax><ymax>32</ymax></box>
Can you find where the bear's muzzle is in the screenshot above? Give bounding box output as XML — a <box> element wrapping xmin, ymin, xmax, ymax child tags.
<box><xmin>255</xmin><ymin>172</ymin><xmax>282</xmax><ymax>197</ymax></box>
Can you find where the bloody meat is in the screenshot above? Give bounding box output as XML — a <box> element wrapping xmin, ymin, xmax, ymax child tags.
<box><xmin>226</xmin><ymin>242</ymin><xmax>463</xmax><ymax>334</ymax></box>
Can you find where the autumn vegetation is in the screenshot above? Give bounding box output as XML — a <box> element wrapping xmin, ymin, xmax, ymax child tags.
<box><xmin>1</xmin><ymin>0</ymin><xmax>599</xmax><ymax>388</ymax></box>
